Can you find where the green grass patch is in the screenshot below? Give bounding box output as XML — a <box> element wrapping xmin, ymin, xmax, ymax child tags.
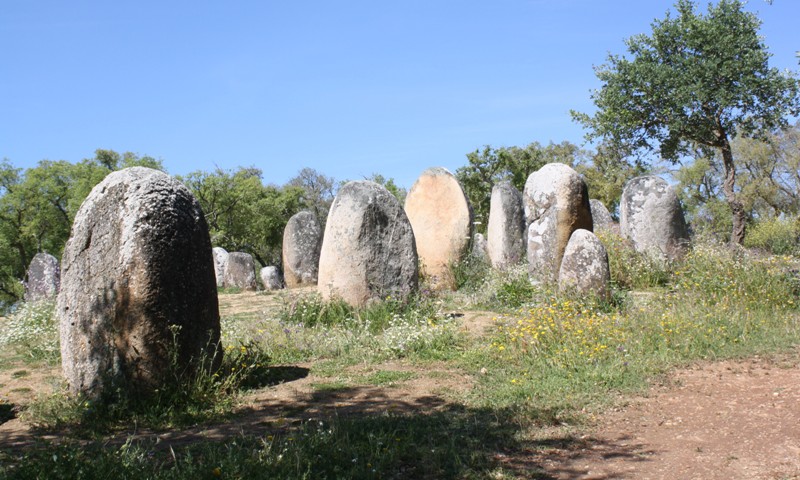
<box><xmin>465</xmin><ymin>239</ymin><xmax>800</xmax><ymax>421</ymax></box>
<box><xmin>361</xmin><ymin>370</ymin><xmax>416</xmax><ymax>386</ymax></box>
<box><xmin>23</xmin><ymin>341</ymin><xmax>272</xmax><ymax>433</ymax></box>
<box><xmin>1</xmin><ymin>409</ymin><xmax>543</xmax><ymax>479</ymax></box>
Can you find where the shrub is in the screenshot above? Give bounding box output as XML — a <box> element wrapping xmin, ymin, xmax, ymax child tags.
<box><xmin>744</xmin><ymin>216</ymin><xmax>800</xmax><ymax>255</ymax></box>
<box><xmin>450</xmin><ymin>253</ymin><xmax>491</xmax><ymax>292</ymax></box>
<box><xmin>595</xmin><ymin>230</ymin><xmax>673</xmax><ymax>290</ymax></box>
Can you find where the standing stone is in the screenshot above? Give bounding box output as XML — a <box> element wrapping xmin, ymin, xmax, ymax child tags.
<box><xmin>318</xmin><ymin>181</ymin><xmax>418</xmax><ymax>307</ymax></box>
<box><xmin>523</xmin><ymin>163</ymin><xmax>593</xmax><ymax>283</ymax></box>
<box><xmin>472</xmin><ymin>232</ymin><xmax>488</xmax><ymax>262</ymax></box>
<box><xmin>212</xmin><ymin>247</ymin><xmax>229</xmax><ymax>288</ymax></box>
<box><xmin>486</xmin><ymin>181</ymin><xmax>525</xmax><ymax>269</ymax></box>
<box><xmin>24</xmin><ymin>252</ymin><xmax>60</xmax><ymax>302</ymax></box>
<box><xmin>223</xmin><ymin>252</ymin><xmax>257</xmax><ymax>291</ymax></box>
<box><xmin>589</xmin><ymin>199</ymin><xmax>615</xmax><ymax>232</ymax></box>
<box><xmin>260</xmin><ymin>266</ymin><xmax>283</xmax><ymax>291</ymax></box>
<box><xmin>558</xmin><ymin>229</ymin><xmax>611</xmax><ymax>300</ymax></box>
<box><xmin>404</xmin><ymin>167</ymin><xmax>472</xmax><ymax>290</ymax></box>
<box><xmin>620</xmin><ymin>175</ymin><xmax>689</xmax><ymax>260</ymax></box>
<box><xmin>57</xmin><ymin>167</ymin><xmax>220</xmax><ymax>398</ymax></box>
<box><xmin>282</xmin><ymin>211</ymin><xmax>322</xmax><ymax>288</ymax></box>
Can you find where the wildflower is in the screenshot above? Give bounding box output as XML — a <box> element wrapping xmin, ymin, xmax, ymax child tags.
<box><xmin>212</xmin><ymin>467</ymin><xmax>222</xmax><ymax>477</ymax></box>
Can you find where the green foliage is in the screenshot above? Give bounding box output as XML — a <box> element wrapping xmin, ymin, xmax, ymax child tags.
<box><xmin>574</xmin><ymin>0</ymin><xmax>800</xmax><ymax>244</ymax></box>
<box><xmin>181</xmin><ymin>167</ymin><xmax>306</xmax><ymax>267</ymax></box>
<box><xmin>456</xmin><ymin>142</ymin><xmax>584</xmax><ymax>232</ymax></box>
<box><xmin>744</xmin><ymin>216</ymin><xmax>800</xmax><ymax>255</ymax></box>
<box><xmin>286</xmin><ymin>167</ymin><xmax>337</xmax><ymax>226</ymax></box>
<box><xmin>366</xmin><ymin>173</ymin><xmax>407</xmax><ymax>204</ymax></box>
<box><xmin>25</xmin><ymin>339</ymin><xmax>271</xmax><ymax>432</ymax></box>
<box><xmin>734</xmin><ymin>123</ymin><xmax>800</xmax><ymax>217</ymax></box>
<box><xmin>2</xmin><ymin>410</ymin><xmax>520</xmax><ymax>479</ymax></box>
<box><xmin>0</xmin><ymin>150</ymin><xmax>163</xmax><ymax>308</ymax></box>
<box><xmin>449</xmin><ymin>253</ymin><xmax>491</xmax><ymax>292</ymax></box>
<box><xmin>595</xmin><ymin>230</ymin><xmax>673</xmax><ymax>290</ymax></box>
<box><xmin>575</xmin><ymin>143</ymin><xmax>648</xmax><ymax>215</ymax></box>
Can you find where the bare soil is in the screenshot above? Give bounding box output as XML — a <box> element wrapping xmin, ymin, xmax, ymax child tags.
<box><xmin>2</xmin><ymin>292</ymin><xmax>800</xmax><ymax>479</ymax></box>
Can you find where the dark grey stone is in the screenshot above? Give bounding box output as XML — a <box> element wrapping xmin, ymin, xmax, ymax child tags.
<box><xmin>57</xmin><ymin>167</ymin><xmax>220</xmax><ymax>398</ymax></box>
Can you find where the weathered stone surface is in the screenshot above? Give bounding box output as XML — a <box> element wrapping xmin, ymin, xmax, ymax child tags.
<box><xmin>620</xmin><ymin>175</ymin><xmax>689</xmax><ymax>260</ymax></box>
<box><xmin>558</xmin><ymin>229</ymin><xmax>611</xmax><ymax>300</ymax></box>
<box><xmin>487</xmin><ymin>181</ymin><xmax>525</xmax><ymax>269</ymax></box>
<box><xmin>223</xmin><ymin>252</ymin><xmax>257</xmax><ymax>291</ymax></box>
<box><xmin>282</xmin><ymin>211</ymin><xmax>322</xmax><ymax>288</ymax></box>
<box><xmin>590</xmin><ymin>199</ymin><xmax>615</xmax><ymax>232</ymax></box>
<box><xmin>523</xmin><ymin>163</ymin><xmax>593</xmax><ymax>282</ymax></box>
<box><xmin>24</xmin><ymin>252</ymin><xmax>60</xmax><ymax>302</ymax></box>
<box><xmin>212</xmin><ymin>247</ymin><xmax>228</xmax><ymax>288</ymax></box>
<box><xmin>57</xmin><ymin>167</ymin><xmax>220</xmax><ymax>398</ymax></box>
<box><xmin>472</xmin><ymin>232</ymin><xmax>488</xmax><ymax>261</ymax></box>
<box><xmin>260</xmin><ymin>266</ymin><xmax>283</xmax><ymax>291</ymax></box>
<box><xmin>318</xmin><ymin>180</ymin><xmax>418</xmax><ymax>307</ymax></box>
<box><xmin>404</xmin><ymin>167</ymin><xmax>472</xmax><ymax>290</ymax></box>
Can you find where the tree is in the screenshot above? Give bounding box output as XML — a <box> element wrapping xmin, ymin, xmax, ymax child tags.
<box><xmin>675</xmin><ymin>122</ymin><xmax>800</xmax><ymax>238</ymax></box>
<box><xmin>181</xmin><ymin>167</ymin><xmax>306</xmax><ymax>267</ymax></box>
<box><xmin>573</xmin><ymin>0</ymin><xmax>800</xmax><ymax>244</ymax></box>
<box><xmin>575</xmin><ymin>143</ymin><xmax>648</xmax><ymax>216</ymax></box>
<box><xmin>287</xmin><ymin>168</ymin><xmax>337</xmax><ymax>226</ymax></box>
<box><xmin>0</xmin><ymin>150</ymin><xmax>163</xmax><ymax>308</ymax></box>
<box><xmin>366</xmin><ymin>173</ymin><xmax>407</xmax><ymax>204</ymax></box>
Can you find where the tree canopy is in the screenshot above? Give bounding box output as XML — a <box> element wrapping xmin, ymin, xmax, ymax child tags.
<box><xmin>573</xmin><ymin>0</ymin><xmax>800</xmax><ymax>244</ymax></box>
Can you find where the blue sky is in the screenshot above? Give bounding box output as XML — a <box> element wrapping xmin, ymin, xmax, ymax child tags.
<box><xmin>2</xmin><ymin>0</ymin><xmax>798</xmax><ymax>189</ymax></box>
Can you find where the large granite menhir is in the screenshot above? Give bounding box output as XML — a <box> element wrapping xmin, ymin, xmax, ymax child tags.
<box><xmin>523</xmin><ymin>163</ymin><xmax>593</xmax><ymax>283</ymax></box>
<box><xmin>487</xmin><ymin>181</ymin><xmax>525</xmax><ymax>269</ymax></box>
<box><xmin>318</xmin><ymin>181</ymin><xmax>418</xmax><ymax>307</ymax></box>
<box><xmin>223</xmin><ymin>252</ymin><xmax>257</xmax><ymax>291</ymax></box>
<box><xmin>57</xmin><ymin>167</ymin><xmax>220</xmax><ymax>398</ymax></box>
<box><xmin>620</xmin><ymin>175</ymin><xmax>689</xmax><ymax>260</ymax></box>
<box><xmin>404</xmin><ymin>167</ymin><xmax>472</xmax><ymax>290</ymax></box>
<box><xmin>24</xmin><ymin>252</ymin><xmax>60</xmax><ymax>302</ymax></box>
<box><xmin>282</xmin><ymin>210</ymin><xmax>322</xmax><ymax>288</ymax></box>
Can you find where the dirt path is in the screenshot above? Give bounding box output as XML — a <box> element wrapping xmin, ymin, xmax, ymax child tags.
<box><xmin>534</xmin><ymin>352</ymin><xmax>800</xmax><ymax>480</ymax></box>
<box><xmin>3</xmin><ymin>293</ymin><xmax>800</xmax><ymax>478</ymax></box>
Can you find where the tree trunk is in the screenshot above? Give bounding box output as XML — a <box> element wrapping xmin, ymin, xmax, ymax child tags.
<box><xmin>720</xmin><ymin>138</ymin><xmax>746</xmax><ymax>245</ymax></box>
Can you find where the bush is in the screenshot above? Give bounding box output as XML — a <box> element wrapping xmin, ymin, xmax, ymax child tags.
<box><xmin>595</xmin><ymin>230</ymin><xmax>673</xmax><ymax>290</ymax></box>
<box><xmin>450</xmin><ymin>253</ymin><xmax>491</xmax><ymax>292</ymax></box>
<box><xmin>744</xmin><ymin>216</ymin><xmax>800</xmax><ymax>255</ymax></box>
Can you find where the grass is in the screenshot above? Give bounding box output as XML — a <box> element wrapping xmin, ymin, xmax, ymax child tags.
<box><xmin>2</xmin><ymin>235</ymin><xmax>800</xmax><ymax>478</ymax></box>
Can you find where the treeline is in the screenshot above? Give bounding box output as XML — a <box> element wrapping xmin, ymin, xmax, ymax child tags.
<box><xmin>2</xmin><ymin>122</ymin><xmax>798</xmax><ymax>307</ymax></box>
